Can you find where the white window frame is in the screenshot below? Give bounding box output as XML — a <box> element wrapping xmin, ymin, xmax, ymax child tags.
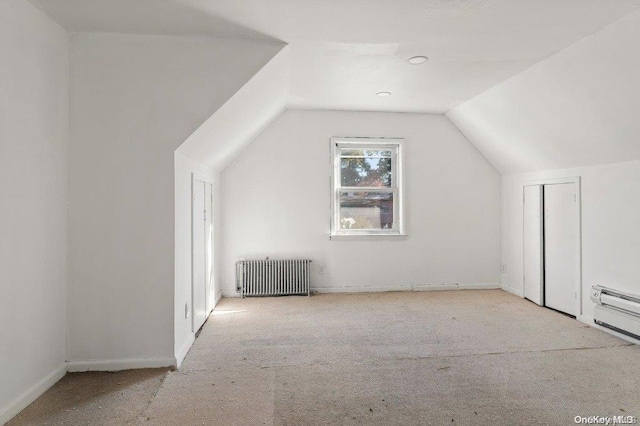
<box><xmin>330</xmin><ymin>137</ymin><xmax>405</xmax><ymax>238</ymax></box>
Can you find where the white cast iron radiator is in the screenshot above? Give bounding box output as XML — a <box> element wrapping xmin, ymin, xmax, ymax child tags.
<box><xmin>591</xmin><ymin>285</ymin><xmax>640</xmax><ymax>340</ymax></box>
<box><xmin>236</xmin><ymin>259</ymin><xmax>312</xmax><ymax>298</ymax></box>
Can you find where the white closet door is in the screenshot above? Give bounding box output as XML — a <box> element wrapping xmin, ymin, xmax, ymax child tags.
<box><xmin>205</xmin><ymin>182</ymin><xmax>214</xmax><ymax>315</ymax></box>
<box><xmin>544</xmin><ymin>183</ymin><xmax>578</xmax><ymax>316</ymax></box>
<box><xmin>523</xmin><ymin>185</ymin><xmax>544</xmax><ymax>305</ymax></box>
<box><xmin>192</xmin><ymin>180</ymin><xmax>207</xmax><ymax>332</ymax></box>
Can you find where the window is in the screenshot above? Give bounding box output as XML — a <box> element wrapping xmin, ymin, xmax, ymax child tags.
<box><xmin>331</xmin><ymin>138</ymin><xmax>404</xmax><ymax>237</ymax></box>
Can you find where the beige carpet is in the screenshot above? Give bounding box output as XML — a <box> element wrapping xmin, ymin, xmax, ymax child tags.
<box><xmin>9</xmin><ymin>290</ymin><xmax>639</xmax><ymax>425</ymax></box>
<box><xmin>7</xmin><ymin>368</ymin><xmax>169</xmax><ymax>425</ymax></box>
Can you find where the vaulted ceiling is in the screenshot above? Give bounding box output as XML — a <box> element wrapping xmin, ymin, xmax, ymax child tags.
<box><xmin>449</xmin><ymin>7</ymin><xmax>640</xmax><ymax>174</ymax></box>
<box><xmin>31</xmin><ymin>0</ymin><xmax>640</xmax><ymax>173</ymax></box>
<box><xmin>33</xmin><ymin>0</ymin><xmax>640</xmax><ymax>112</ymax></box>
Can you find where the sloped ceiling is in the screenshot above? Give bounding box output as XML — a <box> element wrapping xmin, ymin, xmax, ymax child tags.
<box><xmin>33</xmin><ymin>0</ymin><xmax>640</xmax><ymax>113</ymax></box>
<box><xmin>28</xmin><ymin>0</ymin><xmax>274</xmax><ymax>40</ymax></box>
<box><xmin>32</xmin><ymin>0</ymin><xmax>640</xmax><ymax>172</ymax></box>
<box><xmin>176</xmin><ymin>46</ymin><xmax>290</xmax><ymax>170</ymax></box>
<box><xmin>447</xmin><ymin>8</ymin><xmax>640</xmax><ymax>175</ymax></box>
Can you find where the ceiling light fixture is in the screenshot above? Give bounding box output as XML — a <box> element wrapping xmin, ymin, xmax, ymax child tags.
<box><xmin>376</xmin><ymin>91</ymin><xmax>392</xmax><ymax>97</ymax></box>
<box><xmin>408</xmin><ymin>56</ymin><xmax>429</xmax><ymax>65</ymax></box>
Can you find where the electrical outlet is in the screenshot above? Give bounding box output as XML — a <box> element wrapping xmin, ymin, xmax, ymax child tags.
<box><xmin>501</xmin><ymin>264</ymin><xmax>507</xmax><ymax>273</ymax></box>
<box><xmin>185</xmin><ymin>303</ymin><xmax>190</xmax><ymax>319</ymax></box>
<box><xmin>318</xmin><ymin>264</ymin><xmax>326</xmax><ymax>274</ymax></box>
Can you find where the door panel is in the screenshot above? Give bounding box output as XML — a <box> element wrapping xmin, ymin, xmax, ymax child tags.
<box><xmin>523</xmin><ymin>185</ymin><xmax>544</xmax><ymax>305</ymax></box>
<box><xmin>192</xmin><ymin>180</ymin><xmax>207</xmax><ymax>331</ymax></box>
<box><xmin>205</xmin><ymin>182</ymin><xmax>214</xmax><ymax>315</ymax></box>
<box><xmin>544</xmin><ymin>183</ymin><xmax>578</xmax><ymax>316</ymax></box>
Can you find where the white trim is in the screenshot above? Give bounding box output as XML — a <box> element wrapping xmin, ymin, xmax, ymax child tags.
<box><xmin>457</xmin><ymin>283</ymin><xmax>501</xmax><ymax>290</ymax></box>
<box><xmin>523</xmin><ymin>176</ymin><xmax>581</xmax><ymax>186</ymax></box>
<box><xmin>314</xmin><ymin>285</ymin><xmax>412</xmax><ymax>294</ymax></box>
<box><xmin>501</xmin><ymin>284</ymin><xmax>524</xmax><ymax>297</ymax></box>
<box><xmin>414</xmin><ymin>284</ymin><xmax>463</xmax><ymax>292</ymax></box>
<box><xmin>0</xmin><ymin>364</ymin><xmax>66</xmax><ymax>425</ymax></box>
<box><xmin>192</xmin><ymin>172</ymin><xmax>213</xmax><ymax>185</ymax></box>
<box><xmin>577</xmin><ymin>313</ymin><xmax>590</xmax><ymax>324</ymax></box>
<box><xmin>191</xmin><ymin>173</ymin><xmax>215</xmax><ymax>333</ymax></box>
<box><xmin>522</xmin><ymin>176</ymin><xmax>582</xmax><ymax>317</ymax></box>
<box><xmin>221</xmin><ymin>292</ymin><xmax>242</xmax><ymax>298</ymax></box>
<box><xmin>215</xmin><ymin>291</ymin><xmax>223</xmax><ymax>305</ymax></box>
<box><xmin>175</xmin><ymin>333</ymin><xmax>196</xmax><ymax>369</ymax></box>
<box><xmin>313</xmin><ymin>283</ymin><xmax>500</xmax><ymax>294</ymax></box>
<box><xmin>522</xmin><ymin>184</ymin><xmax>544</xmax><ymax>305</ymax></box>
<box><xmin>66</xmin><ymin>357</ymin><xmax>175</xmax><ymax>373</ymax></box>
<box><xmin>329</xmin><ymin>233</ymin><xmax>408</xmax><ymax>241</ymax></box>
<box><xmin>415</xmin><ymin>283</ymin><xmax>500</xmax><ymax>291</ymax></box>
<box><xmin>330</xmin><ymin>137</ymin><xmax>405</xmax><ymax>238</ymax></box>
<box><xmin>191</xmin><ymin>174</ymin><xmax>197</xmax><ymax>333</ymax></box>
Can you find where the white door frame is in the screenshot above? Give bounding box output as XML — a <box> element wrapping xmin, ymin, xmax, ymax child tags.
<box><xmin>522</xmin><ymin>176</ymin><xmax>582</xmax><ymax>318</ymax></box>
<box><xmin>191</xmin><ymin>172</ymin><xmax>213</xmax><ymax>332</ymax></box>
<box><xmin>523</xmin><ymin>184</ymin><xmax>544</xmax><ymax>305</ymax></box>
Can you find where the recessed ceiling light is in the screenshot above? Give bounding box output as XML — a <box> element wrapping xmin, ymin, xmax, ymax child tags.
<box><xmin>376</xmin><ymin>91</ymin><xmax>392</xmax><ymax>97</ymax></box>
<box><xmin>408</xmin><ymin>56</ymin><xmax>429</xmax><ymax>65</ymax></box>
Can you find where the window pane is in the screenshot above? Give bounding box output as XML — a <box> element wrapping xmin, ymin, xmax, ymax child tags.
<box><xmin>339</xmin><ymin>191</ymin><xmax>394</xmax><ymax>230</ymax></box>
<box><xmin>341</xmin><ymin>149</ymin><xmax>392</xmax><ymax>158</ymax></box>
<box><xmin>340</xmin><ymin>149</ymin><xmax>392</xmax><ymax>187</ymax></box>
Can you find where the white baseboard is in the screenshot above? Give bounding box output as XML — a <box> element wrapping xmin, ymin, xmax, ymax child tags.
<box><xmin>66</xmin><ymin>357</ymin><xmax>175</xmax><ymax>373</ymax></box>
<box><xmin>0</xmin><ymin>364</ymin><xmax>66</xmax><ymax>425</ymax></box>
<box><xmin>412</xmin><ymin>284</ymin><xmax>459</xmax><ymax>292</ymax></box>
<box><xmin>221</xmin><ymin>287</ymin><xmax>241</xmax><ymax>298</ymax></box>
<box><xmin>215</xmin><ymin>291</ymin><xmax>223</xmax><ymax>305</ymax></box>
<box><xmin>414</xmin><ymin>283</ymin><xmax>500</xmax><ymax>291</ymax></box>
<box><xmin>313</xmin><ymin>283</ymin><xmax>500</xmax><ymax>294</ymax></box>
<box><xmin>174</xmin><ymin>333</ymin><xmax>196</xmax><ymax>369</ymax></box>
<box><xmin>314</xmin><ymin>285</ymin><xmax>412</xmax><ymax>294</ymax></box>
<box><xmin>500</xmin><ymin>284</ymin><xmax>524</xmax><ymax>297</ymax></box>
<box><xmin>459</xmin><ymin>283</ymin><xmax>501</xmax><ymax>290</ymax></box>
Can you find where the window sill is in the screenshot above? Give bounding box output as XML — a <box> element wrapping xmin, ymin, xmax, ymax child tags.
<box><xmin>329</xmin><ymin>233</ymin><xmax>408</xmax><ymax>241</ymax></box>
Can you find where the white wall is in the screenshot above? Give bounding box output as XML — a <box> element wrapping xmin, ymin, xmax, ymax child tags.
<box><xmin>448</xmin><ymin>8</ymin><xmax>640</xmax><ymax>175</ymax></box>
<box><xmin>221</xmin><ymin>110</ymin><xmax>501</xmax><ymax>295</ymax></box>
<box><xmin>501</xmin><ymin>160</ymin><xmax>640</xmax><ymax>322</ymax></box>
<box><xmin>0</xmin><ymin>0</ymin><xmax>68</xmax><ymax>422</ymax></box>
<box><xmin>67</xmin><ymin>33</ymin><xmax>282</xmax><ymax>368</ymax></box>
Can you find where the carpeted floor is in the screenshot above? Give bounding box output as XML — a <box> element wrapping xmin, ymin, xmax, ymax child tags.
<box><xmin>8</xmin><ymin>290</ymin><xmax>639</xmax><ymax>425</ymax></box>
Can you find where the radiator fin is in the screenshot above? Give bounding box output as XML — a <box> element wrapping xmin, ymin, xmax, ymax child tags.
<box><xmin>236</xmin><ymin>259</ymin><xmax>312</xmax><ymax>298</ymax></box>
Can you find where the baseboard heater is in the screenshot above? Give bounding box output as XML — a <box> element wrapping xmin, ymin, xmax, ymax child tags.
<box><xmin>590</xmin><ymin>285</ymin><xmax>640</xmax><ymax>340</ymax></box>
<box><xmin>236</xmin><ymin>259</ymin><xmax>312</xmax><ymax>298</ymax></box>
